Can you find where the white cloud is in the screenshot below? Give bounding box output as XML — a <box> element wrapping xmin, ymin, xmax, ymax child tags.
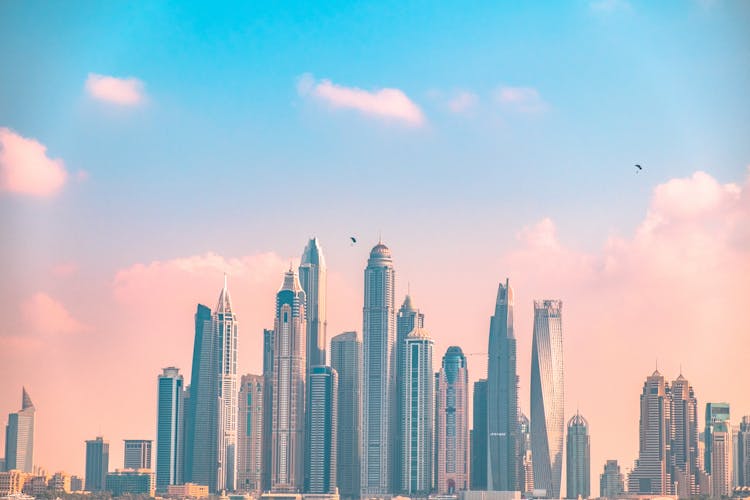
<box><xmin>0</xmin><ymin>127</ymin><xmax>68</xmax><ymax>197</ymax></box>
<box><xmin>85</xmin><ymin>73</ymin><xmax>145</xmax><ymax>106</ymax></box>
<box><xmin>447</xmin><ymin>91</ymin><xmax>479</xmax><ymax>113</ymax></box>
<box><xmin>21</xmin><ymin>293</ymin><xmax>88</xmax><ymax>335</ymax></box>
<box><xmin>494</xmin><ymin>86</ymin><xmax>547</xmax><ymax>113</ymax></box>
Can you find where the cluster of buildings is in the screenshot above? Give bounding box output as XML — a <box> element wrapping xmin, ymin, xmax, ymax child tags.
<box><xmin>2</xmin><ymin>239</ymin><xmax>750</xmax><ymax>500</ymax></box>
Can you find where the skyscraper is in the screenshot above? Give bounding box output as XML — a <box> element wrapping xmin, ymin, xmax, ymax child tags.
<box><xmin>599</xmin><ymin>460</ymin><xmax>624</xmax><ymax>499</ymax></box>
<box><xmin>395</xmin><ymin>294</ymin><xmax>424</xmax><ymax>493</ymax></box>
<box><xmin>156</xmin><ymin>368</ymin><xmax>183</xmax><ymax>492</ymax></box>
<box><xmin>737</xmin><ymin>416</ymin><xmax>750</xmax><ymax>487</ymax></box>
<box><xmin>435</xmin><ymin>347</ymin><xmax>469</xmax><ymax>494</ymax></box>
<box><xmin>215</xmin><ymin>277</ymin><xmax>239</xmax><ymax>492</ymax></box>
<box><xmin>126</xmin><ymin>439</ymin><xmax>153</xmax><ymax>471</ymax></box>
<box><xmin>331</xmin><ymin>331</ymin><xmax>362</xmax><ymax>499</ymax></box>
<box><xmin>306</xmin><ymin>366</ymin><xmax>338</xmax><ymax>494</ymax></box>
<box><xmin>4</xmin><ymin>388</ymin><xmax>34</xmax><ymax>473</ymax></box>
<box><xmin>628</xmin><ymin>370</ymin><xmax>671</xmax><ymax>495</ymax></box>
<box><xmin>237</xmin><ymin>374</ymin><xmax>263</xmax><ymax>494</ymax></box>
<box><xmin>670</xmin><ymin>374</ymin><xmax>699</xmax><ymax>497</ymax></box>
<box><xmin>271</xmin><ymin>268</ymin><xmax>307</xmax><ymax>493</ymax></box>
<box><xmin>566</xmin><ymin>413</ymin><xmax>590</xmax><ymax>499</ymax></box>
<box><xmin>399</xmin><ymin>327</ymin><xmax>434</xmax><ymax>495</ymax></box>
<box><xmin>530</xmin><ymin>299</ymin><xmax>564</xmax><ymax>499</ymax></box>
<box><xmin>261</xmin><ymin>328</ymin><xmax>274</xmax><ymax>493</ymax></box>
<box><xmin>471</xmin><ymin>379</ymin><xmax>488</xmax><ymax>490</ymax></box>
<box><xmin>519</xmin><ymin>413</ymin><xmax>533</xmax><ymax>494</ymax></box>
<box><xmin>85</xmin><ymin>437</ymin><xmax>110</xmax><ymax>492</ymax></box>
<box><xmin>362</xmin><ymin>242</ymin><xmax>396</xmax><ymax>497</ymax></box>
<box><xmin>706</xmin><ymin>403</ymin><xmax>732</xmax><ymax>498</ymax></box>
<box><xmin>300</xmin><ymin>237</ymin><xmax>327</xmax><ymax>370</ymax></box>
<box><xmin>487</xmin><ymin>279</ymin><xmax>519</xmax><ymax>492</ymax></box>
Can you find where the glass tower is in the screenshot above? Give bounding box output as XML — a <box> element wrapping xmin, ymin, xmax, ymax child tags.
<box><xmin>4</xmin><ymin>388</ymin><xmax>35</xmax><ymax>473</ymax></box>
<box><xmin>435</xmin><ymin>346</ymin><xmax>469</xmax><ymax>494</ymax></box>
<box><xmin>156</xmin><ymin>368</ymin><xmax>183</xmax><ymax>491</ymax></box>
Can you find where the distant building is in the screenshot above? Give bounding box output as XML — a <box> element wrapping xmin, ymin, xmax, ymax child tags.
<box><xmin>106</xmin><ymin>469</ymin><xmax>155</xmax><ymax>497</ymax></box>
<box><xmin>739</xmin><ymin>416</ymin><xmax>750</xmax><ymax>487</ymax></box>
<box><xmin>669</xmin><ymin>374</ymin><xmax>700</xmax><ymax>497</ymax></box>
<box><xmin>460</xmin><ymin>490</ymin><xmax>521</xmax><ymax>500</ymax></box>
<box><xmin>599</xmin><ymin>460</ymin><xmax>624</xmax><ymax>499</ymax></box>
<box><xmin>262</xmin><ymin>327</ymin><xmax>275</xmax><ymax>493</ymax></box>
<box><xmin>167</xmin><ymin>482</ymin><xmax>210</xmax><ymax>498</ymax></box>
<box><xmin>70</xmin><ymin>475</ymin><xmax>84</xmax><ymax>492</ymax></box>
<box><xmin>124</xmin><ymin>439</ymin><xmax>153</xmax><ymax>470</ymax></box>
<box><xmin>21</xmin><ymin>474</ymin><xmax>47</xmax><ymax>496</ymax></box>
<box><xmin>435</xmin><ymin>346</ymin><xmax>469</xmax><ymax>494</ymax></box>
<box><xmin>706</xmin><ymin>403</ymin><xmax>733</xmax><ymax>498</ymax></box>
<box><xmin>518</xmin><ymin>414</ymin><xmax>533</xmax><ymax>494</ymax></box>
<box><xmin>156</xmin><ymin>367</ymin><xmax>184</xmax><ymax>491</ymax></box>
<box><xmin>85</xmin><ymin>436</ymin><xmax>109</xmax><ymax>492</ymax></box>
<box><xmin>48</xmin><ymin>472</ymin><xmax>71</xmax><ymax>493</ymax></box>
<box><xmin>4</xmin><ymin>388</ymin><xmax>35</xmax><ymax>473</ymax></box>
<box><xmin>0</xmin><ymin>470</ymin><xmax>28</xmax><ymax>496</ymax></box>
<box><xmin>565</xmin><ymin>412</ymin><xmax>590</xmax><ymax>499</ymax></box>
<box><xmin>237</xmin><ymin>374</ymin><xmax>264</xmax><ymax>494</ymax></box>
<box><xmin>471</xmin><ymin>379</ymin><xmax>488</xmax><ymax>490</ymax></box>
<box><xmin>299</xmin><ymin>237</ymin><xmax>328</xmax><ymax>375</ymax></box>
<box><xmin>305</xmin><ymin>366</ymin><xmax>338</xmax><ymax>494</ymax></box>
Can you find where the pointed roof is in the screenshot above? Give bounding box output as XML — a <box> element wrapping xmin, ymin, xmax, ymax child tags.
<box><xmin>406</xmin><ymin>326</ymin><xmax>432</xmax><ymax>341</ymax></box>
<box><xmin>215</xmin><ymin>274</ymin><xmax>234</xmax><ymax>315</ymax></box>
<box><xmin>496</xmin><ymin>278</ymin><xmax>514</xmax><ymax>306</ymax></box>
<box><xmin>280</xmin><ymin>268</ymin><xmax>303</xmax><ymax>293</ymax></box>
<box><xmin>301</xmin><ymin>237</ymin><xmax>326</xmax><ymax>267</ymax></box>
<box><xmin>22</xmin><ymin>387</ymin><xmax>34</xmax><ymax>410</ymax></box>
<box><xmin>568</xmin><ymin>411</ymin><xmax>588</xmax><ymax>428</ymax></box>
<box><xmin>401</xmin><ymin>294</ymin><xmax>416</xmax><ymax>312</ymax></box>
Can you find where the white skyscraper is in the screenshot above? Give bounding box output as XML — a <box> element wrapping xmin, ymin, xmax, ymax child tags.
<box><xmin>215</xmin><ymin>277</ymin><xmax>239</xmax><ymax>492</ymax></box>
<box><xmin>530</xmin><ymin>300</ymin><xmax>564</xmax><ymax>499</ymax></box>
<box><xmin>362</xmin><ymin>242</ymin><xmax>396</xmax><ymax>497</ymax></box>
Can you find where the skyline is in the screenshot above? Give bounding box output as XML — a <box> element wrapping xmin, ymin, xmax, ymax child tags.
<box><xmin>1</xmin><ymin>1</ymin><xmax>750</xmax><ymax>498</ymax></box>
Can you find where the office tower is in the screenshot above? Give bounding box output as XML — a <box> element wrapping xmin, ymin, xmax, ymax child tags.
<box><xmin>530</xmin><ymin>300</ymin><xmax>564</xmax><ymax>499</ymax></box>
<box><xmin>566</xmin><ymin>413</ymin><xmax>590</xmax><ymax>499</ymax></box>
<box><xmin>670</xmin><ymin>374</ymin><xmax>699</xmax><ymax>497</ymax></box>
<box><xmin>471</xmin><ymin>379</ymin><xmax>488</xmax><ymax>490</ymax></box>
<box><xmin>271</xmin><ymin>268</ymin><xmax>307</xmax><ymax>493</ymax></box>
<box><xmin>599</xmin><ymin>460</ymin><xmax>624</xmax><ymax>499</ymax></box>
<box><xmin>706</xmin><ymin>403</ymin><xmax>731</xmax><ymax>474</ymax></box>
<box><xmin>215</xmin><ymin>277</ymin><xmax>239</xmax><ymax>492</ymax></box>
<box><xmin>306</xmin><ymin>366</ymin><xmax>338</xmax><ymax>494</ymax></box>
<box><xmin>262</xmin><ymin>328</ymin><xmax>275</xmax><ymax>492</ymax></box>
<box><xmin>487</xmin><ymin>279</ymin><xmax>519</xmax><ymax>492</ymax></box>
<box><xmin>519</xmin><ymin>413</ymin><xmax>533</xmax><ymax>493</ymax></box>
<box><xmin>331</xmin><ymin>332</ymin><xmax>362</xmax><ymax>499</ymax></box>
<box><xmin>4</xmin><ymin>388</ymin><xmax>34</xmax><ymax>473</ymax></box>
<box><xmin>156</xmin><ymin>369</ymin><xmax>181</xmax><ymax>490</ymax></box>
<box><xmin>85</xmin><ymin>437</ymin><xmax>110</xmax><ymax>492</ymax></box>
<box><xmin>237</xmin><ymin>374</ymin><xmax>263</xmax><ymax>494</ymax></box>
<box><xmin>738</xmin><ymin>416</ymin><xmax>750</xmax><ymax>487</ymax></box>
<box><xmin>399</xmin><ymin>327</ymin><xmax>434</xmax><ymax>495</ymax></box>
<box><xmin>395</xmin><ymin>294</ymin><xmax>425</xmax><ymax>492</ymax></box>
<box><xmin>628</xmin><ymin>370</ymin><xmax>671</xmax><ymax>495</ymax></box>
<box><xmin>185</xmin><ymin>303</ymin><xmax>215</xmax><ymax>488</ymax></box>
<box><xmin>125</xmin><ymin>439</ymin><xmax>153</xmax><ymax>470</ymax></box>
<box><xmin>300</xmin><ymin>237</ymin><xmax>327</xmax><ymax>370</ymax></box>
<box><xmin>706</xmin><ymin>403</ymin><xmax>732</xmax><ymax>498</ymax></box>
<box><xmin>362</xmin><ymin>241</ymin><xmax>396</xmax><ymax>497</ymax></box>
<box><xmin>435</xmin><ymin>347</ymin><xmax>469</xmax><ymax>494</ymax></box>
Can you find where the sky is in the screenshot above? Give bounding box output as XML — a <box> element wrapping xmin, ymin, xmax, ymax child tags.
<box><xmin>1</xmin><ymin>0</ymin><xmax>749</xmax><ymax>495</ymax></box>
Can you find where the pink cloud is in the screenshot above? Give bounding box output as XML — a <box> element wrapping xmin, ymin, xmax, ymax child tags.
<box><xmin>0</xmin><ymin>127</ymin><xmax>68</xmax><ymax>197</ymax></box>
<box><xmin>495</xmin><ymin>85</ymin><xmax>547</xmax><ymax>113</ymax></box>
<box><xmin>85</xmin><ymin>73</ymin><xmax>145</xmax><ymax>106</ymax></box>
<box><xmin>21</xmin><ymin>292</ymin><xmax>89</xmax><ymax>335</ymax></box>
<box><xmin>447</xmin><ymin>91</ymin><xmax>479</xmax><ymax>113</ymax></box>
<box><xmin>298</xmin><ymin>73</ymin><xmax>425</xmax><ymax>126</ymax></box>
<box><xmin>51</xmin><ymin>262</ymin><xmax>78</xmax><ymax>278</ymax></box>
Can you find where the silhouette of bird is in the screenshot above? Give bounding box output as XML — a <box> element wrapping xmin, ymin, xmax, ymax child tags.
<box><xmin>635</xmin><ymin>164</ymin><xmax>643</xmax><ymax>172</ymax></box>
<box><xmin>350</xmin><ymin>236</ymin><xmax>357</xmax><ymax>245</ymax></box>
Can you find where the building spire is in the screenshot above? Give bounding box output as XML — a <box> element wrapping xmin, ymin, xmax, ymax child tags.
<box><xmin>21</xmin><ymin>387</ymin><xmax>34</xmax><ymax>410</ymax></box>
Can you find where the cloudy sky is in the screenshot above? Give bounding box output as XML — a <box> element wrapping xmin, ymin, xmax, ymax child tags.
<box><xmin>1</xmin><ymin>1</ymin><xmax>749</xmax><ymax>494</ymax></box>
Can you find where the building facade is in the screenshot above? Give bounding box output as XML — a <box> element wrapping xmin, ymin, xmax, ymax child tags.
<box><xmin>238</xmin><ymin>374</ymin><xmax>264</xmax><ymax>494</ymax></box>
<box><xmin>125</xmin><ymin>439</ymin><xmax>153</xmax><ymax>471</ymax></box>
<box><xmin>739</xmin><ymin>416</ymin><xmax>750</xmax><ymax>487</ymax></box>
<box><xmin>305</xmin><ymin>366</ymin><xmax>338</xmax><ymax>494</ymax></box>
<box><xmin>435</xmin><ymin>346</ymin><xmax>469</xmax><ymax>494</ymax></box>
<box><xmin>599</xmin><ymin>460</ymin><xmax>624</xmax><ymax>499</ymax></box>
<box><xmin>300</xmin><ymin>237</ymin><xmax>328</xmax><ymax>371</ymax></box>
<box><xmin>85</xmin><ymin>436</ymin><xmax>109</xmax><ymax>492</ymax></box>
<box><xmin>262</xmin><ymin>328</ymin><xmax>275</xmax><ymax>492</ymax></box>
<box><xmin>519</xmin><ymin>413</ymin><xmax>533</xmax><ymax>494</ymax></box>
<box><xmin>106</xmin><ymin>470</ymin><xmax>155</xmax><ymax>497</ymax></box>
<box><xmin>565</xmin><ymin>413</ymin><xmax>590</xmax><ymax>499</ymax></box>
<box><xmin>471</xmin><ymin>379</ymin><xmax>488</xmax><ymax>491</ymax></box>
<box><xmin>216</xmin><ymin>277</ymin><xmax>239</xmax><ymax>492</ymax></box>
<box><xmin>706</xmin><ymin>403</ymin><xmax>732</xmax><ymax>498</ymax></box>
<box><xmin>530</xmin><ymin>300</ymin><xmax>564</xmax><ymax>499</ymax></box>
<box><xmin>156</xmin><ymin>368</ymin><xmax>183</xmax><ymax>491</ymax></box>
<box><xmin>670</xmin><ymin>374</ymin><xmax>699</xmax><ymax>497</ymax></box>
<box><xmin>4</xmin><ymin>388</ymin><xmax>35</xmax><ymax>473</ymax></box>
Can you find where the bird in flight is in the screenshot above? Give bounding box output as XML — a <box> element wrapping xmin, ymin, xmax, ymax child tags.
<box><xmin>350</xmin><ymin>236</ymin><xmax>357</xmax><ymax>245</ymax></box>
<box><xmin>635</xmin><ymin>164</ymin><xmax>643</xmax><ymax>172</ymax></box>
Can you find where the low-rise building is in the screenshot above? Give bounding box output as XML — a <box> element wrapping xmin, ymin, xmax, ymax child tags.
<box><xmin>105</xmin><ymin>468</ymin><xmax>155</xmax><ymax>497</ymax></box>
<box><xmin>167</xmin><ymin>482</ymin><xmax>209</xmax><ymax>498</ymax></box>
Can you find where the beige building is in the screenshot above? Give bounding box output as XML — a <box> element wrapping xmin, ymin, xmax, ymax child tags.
<box><xmin>0</xmin><ymin>471</ymin><xmax>29</xmax><ymax>496</ymax></box>
<box><xmin>167</xmin><ymin>482</ymin><xmax>210</xmax><ymax>498</ymax></box>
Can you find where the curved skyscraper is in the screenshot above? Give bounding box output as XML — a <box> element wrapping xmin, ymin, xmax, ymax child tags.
<box><xmin>435</xmin><ymin>346</ymin><xmax>469</xmax><ymax>494</ymax></box>
<box><xmin>362</xmin><ymin>242</ymin><xmax>396</xmax><ymax>497</ymax></box>
<box><xmin>487</xmin><ymin>279</ymin><xmax>519</xmax><ymax>491</ymax></box>
<box><xmin>530</xmin><ymin>299</ymin><xmax>564</xmax><ymax>499</ymax></box>
<box><xmin>299</xmin><ymin>237</ymin><xmax>327</xmax><ymax>370</ymax></box>
<box><xmin>271</xmin><ymin>268</ymin><xmax>307</xmax><ymax>493</ymax></box>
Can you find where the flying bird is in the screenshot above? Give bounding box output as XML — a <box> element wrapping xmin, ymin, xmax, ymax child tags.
<box><xmin>635</xmin><ymin>164</ymin><xmax>643</xmax><ymax>172</ymax></box>
<box><xmin>350</xmin><ymin>236</ymin><xmax>357</xmax><ymax>245</ymax></box>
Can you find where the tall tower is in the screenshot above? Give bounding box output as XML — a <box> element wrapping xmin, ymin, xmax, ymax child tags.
<box><xmin>706</xmin><ymin>403</ymin><xmax>732</xmax><ymax>498</ymax></box>
<box><xmin>566</xmin><ymin>412</ymin><xmax>590</xmax><ymax>499</ymax></box>
<box><xmin>216</xmin><ymin>277</ymin><xmax>239</xmax><ymax>492</ymax></box>
<box><xmin>471</xmin><ymin>379</ymin><xmax>488</xmax><ymax>490</ymax></box>
<box><xmin>125</xmin><ymin>440</ymin><xmax>153</xmax><ymax>470</ymax></box>
<box><xmin>305</xmin><ymin>366</ymin><xmax>338</xmax><ymax>494</ymax></box>
<box><xmin>628</xmin><ymin>370</ymin><xmax>671</xmax><ymax>495</ymax></box>
<box><xmin>237</xmin><ymin>374</ymin><xmax>264</xmax><ymax>494</ymax></box>
<box><xmin>487</xmin><ymin>279</ymin><xmax>519</xmax><ymax>492</ymax></box>
<box><xmin>399</xmin><ymin>327</ymin><xmax>434</xmax><ymax>495</ymax></box>
<box><xmin>670</xmin><ymin>374</ymin><xmax>699</xmax><ymax>497</ymax></box>
<box><xmin>394</xmin><ymin>294</ymin><xmax>425</xmax><ymax>492</ymax></box>
<box><xmin>85</xmin><ymin>437</ymin><xmax>110</xmax><ymax>492</ymax></box>
<box><xmin>331</xmin><ymin>331</ymin><xmax>362</xmax><ymax>499</ymax></box>
<box><xmin>261</xmin><ymin>328</ymin><xmax>275</xmax><ymax>492</ymax></box>
<box><xmin>300</xmin><ymin>237</ymin><xmax>327</xmax><ymax>370</ymax></box>
<box><xmin>271</xmin><ymin>268</ymin><xmax>307</xmax><ymax>493</ymax></box>
<box><xmin>737</xmin><ymin>416</ymin><xmax>750</xmax><ymax>487</ymax></box>
<box><xmin>435</xmin><ymin>346</ymin><xmax>469</xmax><ymax>494</ymax></box>
<box><xmin>599</xmin><ymin>460</ymin><xmax>624</xmax><ymax>499</ymax></box>
<box><xmin>156</xmin><ymin>368</ymin><xmax>183</xmax><ymax>491</ymax></box>
<box><xmin>530</xmin><ymin>299</ymin><xmax>564</xmax><ymax>499</ymax></box>
<box><xmin>362</xmin><ymin>242</ymin><xmax>396</xmax><ymax>497</ymax></box>
<box><xmin>4</xmin><ymin>388</ymin><xmax>35</xmax><ymax>473</ymax></box>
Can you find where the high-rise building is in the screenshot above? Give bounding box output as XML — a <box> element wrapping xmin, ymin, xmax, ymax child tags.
<box><xmin>566</xmin><ymin>413</ymin><xmax>590</xmax><ymax>499</ymax></box>
<box><xmin>237</xmin><ymin>374</ymin><xmax>263</xmax><ymax>494</ymax></box>
<box><xmin>185</xmin><ymin>303</ymin><xmax>216</xmax><ymax>489</ymax></box>
<box><xmin>670</xmin><ymin>374</ymin><xmax>699</xmax><ymax>497</ymax></box>
<box><xmin>628</xmin><ymin>370</ymin><xmax>671</xmax><ymax>495</ymax></box>
<box><xmin>271</xmin><ymin>268</ymin><xmax>307</xmax><ymax>493</ymax></box>
<box><xmin>518</xmin><ymin>413</ymin><xmax>533</xmax><ymax>494</ymax></box>
<box><xmin>300</xmin><ymin>237</ymin><xmax>327</xmax><ymax>370</ymax></box>
<box><xmin>156</xmin><ymin>368</ymin><xmax>182</xmax><ymax>491</ymax></box>
<box><xmin>399</xmin><ymin>327</ymin><xmax>433</xmax><ymax>495</ymax></box>
<box><xmin>362</xmin><ymin>242</ymin><xmax>396</xmax><ymax>497</ymax></box>
<box><xmin>738</xmin><ymin>416</ymin><xmax>750</xmax><ymax>487</ymax></box>
<box><xmin>85</xmin><ymin>437</ymin><xmax>109</xmax><ymax>492</ymax></box>
<box><xmin>599</xmin><ymin>460</ymin><xmax>624</xmax><ymax>499</ymax></box>
<box><xmin>395</xmin><ymin>294</ymin><xmax>424</xmax><ymax>493</ymax></box>
<box><xmin>262</xmin><ymin>328</ymin><xmax>275</xmax><ymax>493</ymax></box>
<box><xmin>125</xmin><ymin>439</ymin><xmax>153</xmax><ymax>470</ymax></box>
<box><xmin>530</xmin><ymin>299</ymin><xmax>564</xmax><ymax>499</ymax></box>
<box><xmin>4</xmin><ymin>388</ymin><xmax>35</xmax><ymax>473</ymax></box>
<box><xmin>331</xmin><ymin>332</ymin><xmax>362</xmax><ymax>499</ymax></box>
<box><xmin>435</xmin><ymin>346</ymin><xmax>469</xmax><ymax>494</ymax></box>
<box><xmin>306</xmin><ymin>366</ymin><xmax>338</xmax><ymax>494</ymax></box>
<box><xmin>471</xmin><ymin>379</ymin><xmax>488</xmax><ymax>491</ymax></box>
<box><xmin>215</xmin><ymin>277</ymin><xmax>239</xmax><ymax>493</ymax></box>
<box><xmin>487</xmin><ymin>280</ymin><xmax>519</xmax><ymax>492</ymax></box>
<box><xmin>706</xmin><ymin>403</ymin><xmax>732</xmax><ymax>498</ymax></box>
